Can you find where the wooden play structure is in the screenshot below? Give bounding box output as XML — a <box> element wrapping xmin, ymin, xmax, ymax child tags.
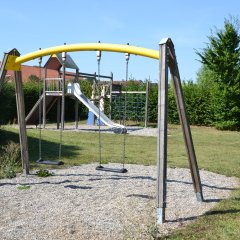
<box><xmin>0</xmin><ymin>38</ymin><xmax>204</xmax><ymax>224</ymax></box>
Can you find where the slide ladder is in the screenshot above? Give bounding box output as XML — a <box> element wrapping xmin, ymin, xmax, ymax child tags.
<box><xmin>25</xmin><ymin>94</ymin><xmax>59</xmax><ymax>125</ymax></box>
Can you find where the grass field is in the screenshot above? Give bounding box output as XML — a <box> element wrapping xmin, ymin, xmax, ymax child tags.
<box><xmin>0</xmin><ymin>124</ymin><xmax>239</xmax><ymax>239</ymax></box>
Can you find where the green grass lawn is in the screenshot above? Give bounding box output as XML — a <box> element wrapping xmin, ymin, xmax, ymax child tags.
<box><xmin>0</xmin><ymin>124</ymin><xmax>239</xmax><ymax>239</ymax></box>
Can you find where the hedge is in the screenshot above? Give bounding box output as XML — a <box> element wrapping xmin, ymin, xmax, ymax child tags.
<box><xmin>0</xmin><ymin>80</ymin><xmax>92</xmax><ymax>125</ymax></box>
<box><xmin>0</xmin><ymin>79</ymin><xmax>235</xmax><ymax>128</ymax></box>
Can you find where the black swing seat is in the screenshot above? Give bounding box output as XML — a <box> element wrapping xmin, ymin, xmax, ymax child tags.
<box><xmin>96</xmin><ymin>165</ymin><xmax>128</xmax><ymax>173</ymax></box>
<box><xmin>36</xmin><ymin>159</ymin><xmax>64</xmax><ymax>166</ymax></box>
<box><xmin>113</xmin><ymin>127</ymin><xmax>127</xmax><ymax>134</ymax></box>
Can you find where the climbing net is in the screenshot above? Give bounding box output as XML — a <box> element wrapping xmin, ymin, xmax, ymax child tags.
<box><xmin>111</xmin><ymin>91</ymin><xmax>146</xmax><ymax>125</ymax></box>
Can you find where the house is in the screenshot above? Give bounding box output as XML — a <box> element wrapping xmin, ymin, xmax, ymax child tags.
<box><xmin>6</xmin><ymin>65</ymin><xmax>59</xmax><ymax>82</ymax></box>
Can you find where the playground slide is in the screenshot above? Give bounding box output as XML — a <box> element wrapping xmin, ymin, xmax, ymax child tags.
<box><xmin>68</xmin><ymin>83</ymin><xmax>126</xmax><ymax>131</ymax></box>
<box><xmin>25</xmin><ymin>94</ymin><xmax>58</xmax><ymax>125</ymax></box>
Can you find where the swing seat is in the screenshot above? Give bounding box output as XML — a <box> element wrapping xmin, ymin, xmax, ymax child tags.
<box><xmin>36</xmin><ymin>159</ymin><xmax>64</xmax><ymax>166</ymax></box>
<box><xmin>96</xmin><ymin>165</ymin><xmax>128</xmax><ymax>173</ymax></box>
<box><xmin>113</xmin><ymin>127</ymin><xmax>127</xmax><ymax>134</ymax></box>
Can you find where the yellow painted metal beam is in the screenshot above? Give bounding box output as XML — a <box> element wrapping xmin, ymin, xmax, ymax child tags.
<box><xmin>14</xmin><ymin>43</ymin><xmax>160</xmax><ymax>65</ymax></box>
<box><xmin>5</xmin><ymin>55</ymin><xmax>21</xmax><ymax>71</ymax></box>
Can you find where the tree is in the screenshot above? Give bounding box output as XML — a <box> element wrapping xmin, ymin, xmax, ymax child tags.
<box><xmin>28</xmin><ymin>74</ymin><xmax>40</xmax><ymax>82</ymax></box>
<box><xmin>196</xmin><ymin>17</ymin><xmax>240</xmax><ymax>130</ymax></box>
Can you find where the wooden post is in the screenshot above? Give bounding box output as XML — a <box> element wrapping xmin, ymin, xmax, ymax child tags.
<box><xmin>156</xmin><ymin>39</ymin><xmax>169</xmax><ymax>224</ymax></box>
<box><xmin>144</xmin><ymin>80</ymin><xmax>149</xmax><ymax>128</ymax></box>
<box><xmin>109</xmin><ymin>72</ymin><xmax>113</xmax><ymax>119</ymax></box>
<box><xmin>0</xmin><ymin>49</ymin><xmax>29</xmax><ymax>175</ymax></box>
<box><xmin>14</xmin><ymin>70</ymin><xmax>29</xmax><ymax>174</ymax></box>
<box><xmin>75</xmin><ymin>69</ymin><xmax>79</xmax><ymax>129</ymax></box>
<box><xmin>167</xmin><ymin>40</ymin><xmax>203</xmax><ymax>202</ymax></box>
<box><xmin>75</xmin><ymin>99</ymin><xmax>79</xmax><ymax>129</ymax></box>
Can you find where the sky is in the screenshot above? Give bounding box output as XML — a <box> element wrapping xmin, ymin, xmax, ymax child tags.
<box><xmin>0</xmin><ymin>0</ymin><xmax>240</xmax><ymax>82</ymax></box>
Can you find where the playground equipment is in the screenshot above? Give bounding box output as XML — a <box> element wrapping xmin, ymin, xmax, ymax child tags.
<box><xmin>87</xmin><ymin>73</ymin><xmax>149</xmax><ymax>127</ymax></box>
<box><xmin>0</xmin><ymin>39</ymin><xmax>204</xmax><ymax>224</ymax></box>
<box><xmin>25</xmin><ymin>53</ymin><xmax>125</xmax><ymax>130</ymax></box>
<box><xmin>67</xmin><ymin>82</ymin><xmax>124</xmax><ymax>129</ymax></box>
<box><xmin>111</xmin><ymin>81</ymin><xmax>149</xmax><ymax>126</ymax></box>
<box><xmin>82</xmin><ymin>72</ymin><xmax>113</xmax><ymax>126</ymax></box>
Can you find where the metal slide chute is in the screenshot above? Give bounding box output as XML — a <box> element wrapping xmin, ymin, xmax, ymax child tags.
<box><xmin>67</xmin><ymin>82</ymin><xmax>126</xmax><ymax>133</ymax></box>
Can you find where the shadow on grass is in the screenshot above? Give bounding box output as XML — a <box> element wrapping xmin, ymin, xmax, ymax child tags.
<box><xmin>205</xmin><ymin>209</ymin><xmax>240</xmax><ymax>216</ymax></box>
<box><xmin>168</xmin><ymin>179</ymin><xmax>238</xmax><ymax>191</ymax></box>
<box><xmin>0</xmin><ymin>128</ymin><xmax>81</xmax><ymax>166</ymax></box>
<box><xmin>166</xmin><ymin>216</ymin><xmax>199</xmax><ymax>223</ymax></box>
<box><xmin>204</xmin><ymin>199</ymin><xmax>222</xmax><ymax>203</ymax></box>
<box><xmin>164</xmin><ymin>208</ymin><xmax>240</xmax><ymax>224</ymax></box>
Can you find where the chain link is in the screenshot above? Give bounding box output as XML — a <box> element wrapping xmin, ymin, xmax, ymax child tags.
<box><xmin>38</xmin><ymin>53</ymin><xmax>42</xmax><ymax>160</ymax></box>
<box><xmin>97</xmin><ymin>57</ymin><xmax>102</xmax><ymax>165</ymax></box>
<box><xmin>122</xmin><ymin>55</ymin><xmax>129</xmax><ymax>168</ymax></box>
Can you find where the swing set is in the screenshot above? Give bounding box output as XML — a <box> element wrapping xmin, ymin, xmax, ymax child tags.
<box><xmin>0</xmin><ymin>38</ymin><xmax>204</xmax><ymax>224</ymax></box>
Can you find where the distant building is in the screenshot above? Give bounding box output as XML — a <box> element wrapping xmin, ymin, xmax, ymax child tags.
<box><xmin>2</xmin><ymin>54</ymin><xmax>143</xmax><ymax>84</ymax></box>
<box><xmin>6</xmin><ymin>65</ymin><xmax>59</xmax><ymax>82</ymax></box>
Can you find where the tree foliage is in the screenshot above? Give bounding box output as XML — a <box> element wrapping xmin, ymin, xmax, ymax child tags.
<box><xmin>196</xmin><ymin>17</ymin><xmax>240</xmax><ymax>130</ymax></box>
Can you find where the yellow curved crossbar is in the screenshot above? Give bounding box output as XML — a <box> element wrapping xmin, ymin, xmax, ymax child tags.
<box><xmin>15</xmin><ymin>43</ymin><xmax>160</xmax><ymax>65</ymax></box>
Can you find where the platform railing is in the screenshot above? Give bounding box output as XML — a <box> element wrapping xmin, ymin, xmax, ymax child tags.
<box><xmin>45</xmin><ymin>78</ymin><xmax>63</xmax><ymax>95</ymax></box>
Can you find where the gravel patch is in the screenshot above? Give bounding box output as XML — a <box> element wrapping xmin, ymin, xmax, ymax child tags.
<box><xmin>26</xmin><ymin>124</ymin><xmax>162</xmax><ymax>137</ymax></box>
<box><xmin>36</xmin><ymin>124</ymin><xmax>159</xmax><ymax>137</ymax></box>
<box><xmin>0</xmin><ymin>163</ymin><xmax>238</xmax><ymax>240</ymax></box>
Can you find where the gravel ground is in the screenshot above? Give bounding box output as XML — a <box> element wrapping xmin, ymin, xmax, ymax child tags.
<box><xmin>0</xmin><ymin>163</ymin><xmax>238</xmax><ymax>240</ymax></box>
<box><xmin>33</xmin><ymin>124</ymin><xmax>158</xmax><ymax>137</ymax></box>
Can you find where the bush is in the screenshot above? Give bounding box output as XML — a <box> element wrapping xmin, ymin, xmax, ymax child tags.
<box><xmin>215</xmin><ymin>120</ymin><xmax>240</xmax><ymax>131</ymax></box>
<box><xmin>148</xmin><ymin>83</ymin><xmax>158</xmax><ymax>123</ymax></box>
<box><xmin>1</xmin><ymin>78</ymin><xmax>238</xmax><ymax>130</ymax></box>
<box><xmin>0</xmin><ymin>83</ymin><xmax>17</xmax><ymax>124</ymax></box>
<box><xmin>0</xmin><ymin>80</ymin><xmax>93</xmax><ymax>124</ymax></box>
<box><xmin>0</xmin><ymin>141</ymin><xmax>21</xmax><ymax>178</ymax></box>
<box><xmin>23</xmin><ymin>80</ymin><xmax>41</xmax><ymax>115</ymax></box>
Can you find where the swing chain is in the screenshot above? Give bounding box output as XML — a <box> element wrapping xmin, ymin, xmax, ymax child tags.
<box><xmin>122</xmin><ymin>44</ymin><xmax>130</xmax><ymax>169</ymax></box>
<box><xmin>97</xmin><ymin>41</ymin><xmax>102</xmax><ymax>165</ymax></box>
<box><xmin>59</xmin><ymin>50</ymin><xmax>66</xmax><ymax>161</ymax></box>
<box><xmin>38</xmin><ymin>48</ymin><xmax>42</xmax><ymax>161</ymax></box>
